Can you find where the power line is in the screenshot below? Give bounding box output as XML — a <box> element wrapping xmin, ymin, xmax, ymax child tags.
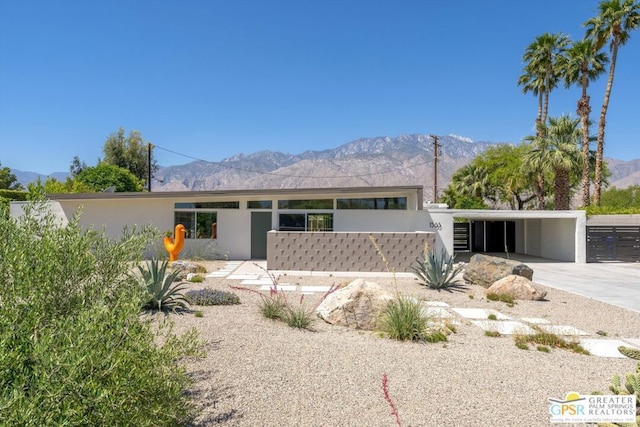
<box><xmin>152</xmin><ymin>144</ymin><xmax>433</xmax><ymax>180</ymax></box>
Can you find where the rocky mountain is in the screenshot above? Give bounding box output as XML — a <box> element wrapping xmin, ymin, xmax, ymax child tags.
<box><xmin>11</xmin><ymin>134</ymin><xmax>640</xmax><ymax>201</ymax></box>
<box><xmin>152</xmin><ymin>134</ymin><xmax>500</xmax><ymax>201</ymax></box>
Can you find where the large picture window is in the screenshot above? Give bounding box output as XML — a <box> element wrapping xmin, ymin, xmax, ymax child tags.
<box><xmin>336</xmin><ymin>197</ymin><xmax>407</xmax><ymax>210</ymax></box>
<box><xmin>174</xmin><ymin>211</ymin><xmax>217</xmax><ymax>239</ymax></box>
<box><xmin>279</xmin><ymin>213</ymin><xmax>333</xmax><ymax>231</ymax></box>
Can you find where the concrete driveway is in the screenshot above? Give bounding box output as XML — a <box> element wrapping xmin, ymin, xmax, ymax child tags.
<box><xmin>460</xmin><ymin>253</ymin><xmax>640</xmax><ymax>313</ymax></box>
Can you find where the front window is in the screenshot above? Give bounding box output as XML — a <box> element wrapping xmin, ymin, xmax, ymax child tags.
<box><xmin>278</xmin><ymin>213</ymin><xmax>333</xmax><ymax>231</ymax></box>
<box><xmin>174</xmin><ymin>211</ymin><xmax>217</xmax><ymax>239</ymax></box>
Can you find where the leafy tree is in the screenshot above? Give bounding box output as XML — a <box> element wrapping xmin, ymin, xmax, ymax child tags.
<box><xmin>524</xmin><ymin>115</ymin><xmax>583</xmax><ymax>210</ymax></box>
<box><xmin>27</xmin><ymin>176</ymin><xmax>94</xmax><ymax>197</ymax></box>
<box><xmin>76</xmin><ymin>163</ymin><xmax>144</xmax><ymax>192</ymax></box>
<box><xmin>443</xmin><ymin>144</ymin><xmax>538</xmax><ymax>210</ymax></box>
<box><xmin>559</xmin><ymin>38</ymin><xmax>608</xmax><ymax>207</ymax></box>
<box><xmin>584</xmin><ymin>0</ymin><xmax>640</xmax><ymax>206</ymax></box>
<box><xmin>102</xmin><ymin>127</ymin><xmax>157</xmax><ymax>188</ymax></box>
<box><xmin>0</xmin><ymin>162</ymin><xmax>24</xmax><ymax>190</ymax></box>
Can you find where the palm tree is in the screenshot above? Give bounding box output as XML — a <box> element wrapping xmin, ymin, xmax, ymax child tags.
<box><xmin>524</xmin><ymin>116</ymin><xmax>583</xmax><ymax>210</ymax></box>
<box><xmin>519</xmin><ymin>33</ymin><xmax>570</xmax><ymax>128</ymax></box>
<box><xmin>584</xmin><ymin>0</ymin><xmax>640</xmax><ymax>206</ymax></box>
<box><xmin>519</xmin><ymin>33</ymin><xmax>570</xmax><ymax>208</ymax></box>
<box><xmin>558</xmin><ymin>38</ymin><xmax>608</xmax><ymax>207</ymax></box>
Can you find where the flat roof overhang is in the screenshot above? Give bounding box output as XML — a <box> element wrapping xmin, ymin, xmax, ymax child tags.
<box><xmin>47</xmin><ymin>185</ymin><xmax>424</xmax><ymax>208</ymax></box>
<box><xmin>439</xmin><ymin>209</ymin><xmax>586</xmax><ymax>221</ymax></box>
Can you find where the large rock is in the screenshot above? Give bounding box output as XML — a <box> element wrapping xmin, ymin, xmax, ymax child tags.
<box><xmin>316</xmin><ymin>279</ymin><xmax>393</xmax><ymax>330</ymax></box>
<box><xmin>463</xmin><ymin>254</ymin><xmax>533</xmax><ymax>288</ymax></box>
<box><xmin>486</xmin><ymin>275</ymin><xmax>547</xmax><ymax>301</ymax></box>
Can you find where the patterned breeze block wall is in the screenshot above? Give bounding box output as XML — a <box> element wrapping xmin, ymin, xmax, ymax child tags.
<box><xmin>266</xmin><ymin>231</ymin><xmax>436</xmax><ymax>272</ymax></box>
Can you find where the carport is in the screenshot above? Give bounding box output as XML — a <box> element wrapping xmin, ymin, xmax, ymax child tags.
<box><xmin>444</xmin><ymin>209</ymin><xmax>587</xmax><ymax>263</ymax></box>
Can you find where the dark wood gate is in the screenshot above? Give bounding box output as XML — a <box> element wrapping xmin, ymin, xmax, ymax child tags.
<box><xmin>586</xmin><ymin>226</ymin><xmax>640</xmax><ymax>262</ymax></box>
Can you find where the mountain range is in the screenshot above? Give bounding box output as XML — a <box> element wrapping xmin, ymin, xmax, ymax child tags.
<box><xmin>11</xmin><ymin>134</ymin><xmax>640</xmax><ymax>204</ymax></box>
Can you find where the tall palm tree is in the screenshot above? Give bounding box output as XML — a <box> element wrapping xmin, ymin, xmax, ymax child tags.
<box><xmin>558</xmin><ymin>38</ymin><xmax>608</xmax><ymax>207</ymax></box>
<box><xmin>524</xmin><ymin>116</ymin><xmax>584</xmax><ymax>210</ymax></box>
<box><xmin>519</xmin><ymin>33</ymin><xmax>570</xmax><ymax>208</ymax></box>
<box><xmin>519</xmin><ymin>33</ymin><xmax>570</xmax><ymax>128</ymax></box>
<box><xmin>584</xmin><ymin>0</ymin><xmax>640</xmax><ymax>206</ymax></box>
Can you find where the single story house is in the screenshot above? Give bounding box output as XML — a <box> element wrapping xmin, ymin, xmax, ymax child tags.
<box><xmin>10</xmin><ymin>185</ymin><xmax>590</xmax><ymax>269</ymax></box>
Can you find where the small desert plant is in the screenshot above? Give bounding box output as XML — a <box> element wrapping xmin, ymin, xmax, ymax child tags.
<box><xmin>185</xmin><ymin>289</ymin><xmax>240</xmax><ymax>306</ymax></box>
<box><xmin>513</xmin><ymin>328</ymin><xmax>590</xmax><ymax>355</ymax></box>
<box><xmin>257</xmin><ymin>287</ymin><xmax>288</xmax><ymax>320</ymax></box>
<box><xmin>596</xmin><ymin>330</ymin><xmax>608</xmax><ymax>337</ymax></box>
<box><xmin>485</xmin><ymin>330</ymin><xmax>501</xmax><ymax>338</ymax></box>
<box><xmin>487</xmin><ymin>314</ymin><xmax>497</xmax><ymax>320</ymax></box>
<box><xmin>537</xmin><ymin>345</ymin><xmax>551</xmax><ymax>353</ymax></box>
<box><xmin>283</xmin><ymin>295</ymin><xmax>315</xmax><ymax>329</ymax></box>
<box><xmin>194</xmin><ymin>310</ymin><xmax>204</xmax><ymax>318</ymax></box>
<box><xmin>411</xmin><ymin>246</ymin><xmax>466</xmax><ymax>292</ymax></box>
<box><xmin>188</xmin><ymin>275</ymin><xmax>204</xmax><ymax>283</ymax></box>
<box><xmin>380</xmin><ymin>296</ymin><xmax>440</xmax><ymax>342</ymax></box>
<box><xmin>138</xmin><ymin>259</ymin><xmax>189</xmax><ymax>313</ymax></box>
<box><xmin>486</xmin><ymin>292</ymin><xmax>516</xmax><ymax>306</ymax></box>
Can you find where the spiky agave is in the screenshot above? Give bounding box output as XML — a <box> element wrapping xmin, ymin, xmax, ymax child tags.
<box><xmin>411</xmin><ymin>248</ymin><xmax>466</xmax><ymax>292</ymax></box>
<box><xmin>138</xmin><ymin>259</ymin><xmax>189</xmax><ymax>313</ymax></box>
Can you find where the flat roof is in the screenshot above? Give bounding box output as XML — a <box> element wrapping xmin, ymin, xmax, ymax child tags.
<box><xmin>48</xmin><ymin>185</ymin><xmax>424</xmax><ymax>201</ymax></box>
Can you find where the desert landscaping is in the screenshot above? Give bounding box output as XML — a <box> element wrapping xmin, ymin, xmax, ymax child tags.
<box><xmin>171</xmin><ymin>259</ymin><xmax>640</xmax><ymax>427</ymax></box>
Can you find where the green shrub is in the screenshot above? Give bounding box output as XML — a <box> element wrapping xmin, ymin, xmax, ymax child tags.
<box><xmin>0</xmin><ymin>189</ymin><xmax>28</xmax><ymax>201</ymax></box>
<box><xmin>0</xmin><ymin>200</ymin><xmax>203</xmax><ymax>426</ymax></box>
<box><xmin>411</xmin><ymin>247</ymin><xmax>466</xmax><ymax>292</ymax></box>
<box><xmin>185</xmin><ymin>289</ymin><xmax>240</xmax><ymax>306</ymax></box>
<box><xmin>537</xmin><ymin>345</ymin><xmax>551</xmax><ymax>353</ymax></box>
<box><xmin>484</xmin><ymin>330</ymin><xmax>501</xmax><ymax>337</ymax></box>
<box><xmin>138</xmin><ymin>259</ymin><xmax>190</xmax><ymax>313</ymax></box>
<box><xmin>381</xmin><ymin>296</ymin><xmax>432</xmax><ymax>341</ymax></box>
<box><xmin>487</xmin><ymin>314</ymin><xmax>497</xmax><ymax>320</ymax></box>
<box><xmin>188</xmin><ymin>275</ymin><xmax>204</xmax><ymax>283</ymax></box>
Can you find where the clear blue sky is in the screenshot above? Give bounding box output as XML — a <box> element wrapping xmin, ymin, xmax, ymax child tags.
<box><xmin>1</xmin><ymin>0</ymin><xmax>638</xmax><ymax>174</ymax></box>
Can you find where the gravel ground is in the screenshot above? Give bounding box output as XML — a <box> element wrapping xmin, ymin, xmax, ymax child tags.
<box><xmin>170</xmin><ymin>261</ymin><xmax>640</xmax><ymax>427</ymax></box>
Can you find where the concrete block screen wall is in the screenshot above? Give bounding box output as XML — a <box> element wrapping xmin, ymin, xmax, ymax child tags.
<box><xmin>267</xmin><ymin>231</ymin><xmax>436</xmax><ymax>272</ymax></box>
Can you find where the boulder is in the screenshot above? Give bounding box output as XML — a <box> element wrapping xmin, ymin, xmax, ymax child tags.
<box><xmin>463</xmin><ymin>254</ymin><xmax>533</xmax><ymax>288</ymax></box>
<box><xmin>486</xmin><ymin>275</ymin><xmax>547</xmax><ymax>301</ymax></box>
<box><xmin>316</xmin><ymin>279</ymin><xmax>393</xmax><ymax>330</ymax></box>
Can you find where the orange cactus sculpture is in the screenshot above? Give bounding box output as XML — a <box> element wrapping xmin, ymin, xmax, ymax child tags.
<box><xmin>164</xmin><ymin>224</ymin><xmax>186</xmax><ymax>262</ymax></box>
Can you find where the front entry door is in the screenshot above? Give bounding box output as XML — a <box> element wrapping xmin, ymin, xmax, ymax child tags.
<box><xmin>251</xmin><ymin>212</ymin><xmax>272</xmax><ymax>259</ymax></box>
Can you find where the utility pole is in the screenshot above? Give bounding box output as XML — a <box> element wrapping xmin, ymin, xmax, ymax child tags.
<box><xmin>147</xmin><ymin>143</ymin><xmax>153</xmax><ymax>192</ymax></box>
<box><xmin>429</xmin><ymin>135</ymin><xmax>441</xmax><ymax>202</ymax></box>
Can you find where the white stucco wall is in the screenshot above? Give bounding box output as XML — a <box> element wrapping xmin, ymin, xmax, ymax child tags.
<box><xmin>539</xmin><ymin>218</ymin><xmax>576</xmax><ymax>261</ymax></box>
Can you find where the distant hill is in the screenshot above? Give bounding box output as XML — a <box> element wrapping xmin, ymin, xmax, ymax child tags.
<box><xmin>12</xmin><ymin>133</ymin><xmax>640</xmax><ymax>203</ymax></box>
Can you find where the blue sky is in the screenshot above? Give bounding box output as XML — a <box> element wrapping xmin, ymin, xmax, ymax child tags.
<box><xmin>1</xmin><ymin>0</ymin><xmax>638</xmax><ymax>174</ymax></box>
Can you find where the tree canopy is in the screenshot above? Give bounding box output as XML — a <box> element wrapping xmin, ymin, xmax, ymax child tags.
<box><xmin>0</xmin><ymin>162</ymin><xmax>24</xmax><ymax>191</ymax></box>
<box><xmin>102</xmin><ymin>127</ymin><xmax>157</xmax><ymax>188</ymax></box>
<box><xmin>76</xmin><ymin>164</ymin><xmax>144</xmax><ymax>192</ymax></box>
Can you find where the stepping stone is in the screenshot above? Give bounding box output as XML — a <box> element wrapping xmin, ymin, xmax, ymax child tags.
<box><xmin>205</xmin><ymin>273</ymin><xmax>228</xmax><ymax>278</ymax></box>
<box><xmin>452</xmin><ymin>308</ymin><xmax>511</xmax><ymax>320</ymax></box>
<box><xmin>622</xmin><ymin>338</ymin><xmax>640</xmax><ymax>348</ymax></box>
<box><xmin>227</xmin><ymin>274</ymin><xmax>261</xmax><ymax>280</ymax></box>
<box><xmin>578</xmin><ymin>339</ymin><xmax>637</xmax><ymax>358</ymax></box>
<box><xmin>521</xmin><ymin>317</ymin><xmax>551</xmax><ymax>324</ymax></box>
<box><xmin>424</xmin><ymin>301</ymin><xmax>449</xmax><ymax>307</ymax></box>
<box><xmin>421</xmin><ymin>307</ymin><xmax>453</xmax><ymax>318</ymax></box>
<box><xmin>471</xmin><ymin>320</ymin><xmax>535</xmax><ymax>335</ymax></box>
<box><xmin>240</xmin><ymin>279</ymin><xmax>275</xmax><ymax>286</ymax></box>
<box><xmin>299</xmin><ymin>285</ymin><xmax>334</xmax><ymax>294</ymax></box>
<box><xmin>536</xmin><ymin>325</ymin><xmax>588</xmax><ymax>336</ymax></box>
<box><xmin>258</xmin><ymin>285</ymin><xmax>297</xmax><ymax>292</ymax></box>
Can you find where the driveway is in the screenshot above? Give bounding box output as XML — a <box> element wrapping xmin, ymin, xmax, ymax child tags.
<box><xmin>459</xmin><ymin>253</ymin><xmax>640</xmax><ymax>313</ymax></box>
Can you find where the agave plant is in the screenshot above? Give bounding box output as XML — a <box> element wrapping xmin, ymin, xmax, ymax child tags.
<box><xmin>138</xmin><ymin>259</ymin><xmax>189</xmax><ymax>313</ymax></box>
<box><xmin>411</xmin><ymin>248</ymin><xmax>466</xmax><ymax>292</ymax></box>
